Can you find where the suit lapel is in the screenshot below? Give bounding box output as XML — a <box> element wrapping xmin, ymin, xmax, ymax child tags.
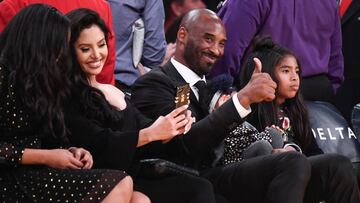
<box><xmin>342</xmin><ymin>0</ymin><xmax>360</xmax><ymax>25</ymax></box>
<box><xmin>162</xmin><ymin>62</ymin><xmax>187</xmax><ymax>86</ymax></box>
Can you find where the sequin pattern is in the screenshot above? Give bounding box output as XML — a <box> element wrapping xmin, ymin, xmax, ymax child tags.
<box><xmin>220</xmin><ymin>124</ymin><xmax>273</xmax><ymax>165</ymax></box>
<box><xmin>0</xmin><ymin>66</ymin><xmax>127</xmax><ymax>202</ymax></box>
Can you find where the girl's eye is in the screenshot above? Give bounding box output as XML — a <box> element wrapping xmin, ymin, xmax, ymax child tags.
<box><xmin>282</xmin><ymin>69</ymin><xmax>289</xmax><ymax>73</ymax></box>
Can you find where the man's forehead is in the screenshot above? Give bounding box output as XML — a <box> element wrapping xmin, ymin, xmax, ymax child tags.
<box><xmin>192</xmin><ymin>19</ymin><xmax>225</xmax><ymax>36</ymax></box>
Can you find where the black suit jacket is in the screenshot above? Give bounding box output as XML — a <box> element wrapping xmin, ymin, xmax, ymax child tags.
<box><xmin>131</xmin><ymin>62</ymin><xmax>245</xmax><ymax>169</ymax></box>
<box><xmin>335</xmin><ymin>0</ymin><xmax>360</xmax><ymax>122</ymax></box>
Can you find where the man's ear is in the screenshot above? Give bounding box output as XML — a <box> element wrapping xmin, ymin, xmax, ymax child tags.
<box><xmin>170</xmin><ymin>2</ymin><xmax>183</xmax><ymax>17</ymax></box>
<box><xmin>177</xmin><ymin>26</ymin><xmax>187</xmax><ymax>44</ymax></box>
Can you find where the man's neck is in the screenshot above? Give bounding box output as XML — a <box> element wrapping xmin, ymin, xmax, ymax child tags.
<box><xmin>171</xmin><ymin>58</ymin><xmax>205</xmax><ymax>86</ymax></box>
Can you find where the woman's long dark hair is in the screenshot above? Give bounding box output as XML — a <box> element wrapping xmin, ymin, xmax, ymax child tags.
<box><xmin>240</xmin><ymin>36</ymin><xmax>312</xmax><ymax>152</ymax></box>
<box><xmin>66</xmin><ymin>8</ymin><xmax>122</xmax><ymax>126</ymax></box>
<box><xmin>0</xmin><ymin>4</ymin><xmax>72</xmax><ymax>142</ymax></box>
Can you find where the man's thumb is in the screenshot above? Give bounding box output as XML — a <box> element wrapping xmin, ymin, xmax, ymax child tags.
<box><xmin>253</xmin><ymin>57</ymin><xmax>262</xmax><ymax>74</ymax></box>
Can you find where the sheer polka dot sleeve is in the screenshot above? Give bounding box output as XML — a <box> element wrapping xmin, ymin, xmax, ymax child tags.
<box><xmin>0</xmin><ymin>66</ymin><xmax>27</xmax><ymax>167</ymax></box>
<box><xmin>0</xmin><ymin>143</ymin><xmax>25</xmax><ymax>167</ymax></box>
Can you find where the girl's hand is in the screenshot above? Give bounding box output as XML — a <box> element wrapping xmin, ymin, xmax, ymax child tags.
<box><xmin>68</xmin><ymin>147</ymin><xmax>93</xmax><ymax>169</ymax></box>
<box><xmin>44</xmin><ymin>149</ymin><xmax>84</xmax><ymax>169</ymax></box>
<box><xmin>271</xmin><ymin>146</ymin><xmax>297</xmax><ymax>154</ymax></box>
<box><xmin>270</xmin><ymin>125</ymin><xmax>284</xmax><ymax>133</ymax></box>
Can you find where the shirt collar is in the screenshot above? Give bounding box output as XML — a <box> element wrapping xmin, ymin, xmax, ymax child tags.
<box><xmin>171</xmin><ymin>57</ymin><xmax>206</xmax><ymax>87</ymax></box>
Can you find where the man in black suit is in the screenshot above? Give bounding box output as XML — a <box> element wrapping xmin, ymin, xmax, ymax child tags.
<box><xmin>131</xmin><ymin>9</ymin><xmax>310</xmax><ymax>203</ymax></box>
<box><xmin>335</xmin><ymin>0</ymin><xmax>360</xmax><ymax>124</ymax></box>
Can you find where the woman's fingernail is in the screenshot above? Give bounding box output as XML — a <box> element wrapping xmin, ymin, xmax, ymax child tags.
<box><xmin>184</xmin><ymin>127</ymin><xmax>188</xmax><ymax>134</ymax></box>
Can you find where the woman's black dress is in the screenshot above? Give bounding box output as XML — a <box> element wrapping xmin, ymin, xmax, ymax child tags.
<box><xmin>64</xmin><ymin>90</ymin><xmax>220</xmax><ymax>203</ymax></box>
<box><xmin>0</xmin><ymin>65</ymin><xmax>127</xmax><ymax>202</ymax></box>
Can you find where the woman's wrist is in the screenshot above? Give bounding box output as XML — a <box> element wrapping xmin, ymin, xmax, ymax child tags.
<box><xmin>21</xmin><ymin>148</ymin><xmax>51</xmax><ymax>165</ymax></box>
<box><xmin>138</xmin><ymin>128</ymin><xmax>153</xmax><ymax>147</ymax></box>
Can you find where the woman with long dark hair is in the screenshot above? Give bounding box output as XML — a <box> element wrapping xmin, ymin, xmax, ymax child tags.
<box><xmin>0</xmin><ymin>4</ymin><xmax>141</xmax><ymax>202</ymax></box>
<box><xmin>241</xmin><ymin>36</ymin><xmax>360</xmax><ymax>203</ymax></box>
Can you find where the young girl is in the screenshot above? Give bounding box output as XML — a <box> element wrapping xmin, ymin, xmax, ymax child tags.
<box><xmin>240</xmin><ymin>36</ymin><xmax>360</xmax><ymax>202</ymax></box>
<box><xmin>240</xmin><ymin>36</ymin><xmax>322</xmax><ymax>156</ymax></box>
<box><xmin>65</xmin><ymin>8</ymin><xmax>219</xmax><ymax>203</ymax></box>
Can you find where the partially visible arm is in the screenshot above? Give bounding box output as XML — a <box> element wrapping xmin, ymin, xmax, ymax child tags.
<box><xmin>137</xmin><ymin>105</ymin><xmax>191</xmax><ymax>147</ymax></box>
<box><xmin>304</xmin><ymin>135</ymin><xmax>324</xmax><ymax>157</ymax></box>
<box><xmin>96</xmin><ymin>2</ymin><xmax>116</xmax><ymax>85</ymax></box>
<box><xmin>65</xmin><ymin>107</ymin><xmax>139</xmax><ymax>170</ymax></box>
<box><xmin>141</xmin><ymin>0</ymin><xmax>167</xmax><ymax>68</ymax></box>
<box><xmin>21</xmin><ymin>148</ymin><xmax>84</xmax><ymax>169</ymax></box>
<box><xmin>20</xmin><ymin>148</ymin><xmax>47</xmax><ymax>165</ymax></box>
<box><xmin>0</xmin><ymin>142</ymin><xmax>26</xmax><ymax>167</ymax></box>
<box><xmin>327</xmin><ymin>2</ymin><xmax>344</xmax><ymax>92</ymax></box>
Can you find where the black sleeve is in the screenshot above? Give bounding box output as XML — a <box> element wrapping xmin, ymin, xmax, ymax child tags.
<box><xmin>131</xmin><ymin>70</ymin><xmax>245</xmax><ymax>162</ymax></box>
<box><xmin>0</xmin><ymin>65</ymin><xmax>26</xmax><ymax>168</ymax></box>
<box><xmin>65</xmin><ymin>106</ymin><xmax>139</xmax><ymax>171</ymax></box>
<box><xmin>304</xmin><ymin>135</ymin><xmax>324</xmax><ymax>157</ymax></box>
<box><xmin>125</xmin><ymin>99</ymin><xmax>153</xmax><ymax>129</ymax></box>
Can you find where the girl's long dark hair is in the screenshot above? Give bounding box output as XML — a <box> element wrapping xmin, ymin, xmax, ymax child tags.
<box><xmin>0</xmin><ymin>4</ymin><xmax>72</xmax><ymax>143</ymax></box>
<box><xmin>240</xmin><ymin>36</ymin><xmax>312</xmax><ymax>152</ymax></box>
<box><xmin>67</xmin><ymin>8</ymin><xmax>122</xmax><ymax>127</ymax></box>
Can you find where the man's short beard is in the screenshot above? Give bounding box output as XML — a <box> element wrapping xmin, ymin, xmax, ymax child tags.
<box><xmin>183</xmin><ymin>40</ymin><xmax>209</xmax><ymax>76</ymax></box>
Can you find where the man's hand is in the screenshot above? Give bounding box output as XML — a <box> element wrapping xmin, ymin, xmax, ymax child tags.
<box><xmin>237</xmin><ymin>58</ymin><xmax>277</xmax><ymax>108</ymax></box>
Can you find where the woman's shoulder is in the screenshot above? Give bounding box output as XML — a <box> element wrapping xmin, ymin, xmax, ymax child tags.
<box><xmin>96</xmin><ymin>83</ymin><xmax>127</xmax><ymax>110</ymax></box>
<box><xmin>96</xmin><ymin>83</ymin><xmax>123</xmax><ymax>96</ymax></box>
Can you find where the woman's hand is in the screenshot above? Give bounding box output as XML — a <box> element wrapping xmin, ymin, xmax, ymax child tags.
<box><xmin>138</xmin><ymin>105</ymin><xmax>191</xmax><ymax>146</ymax></box>
<box><xmin>43</xmin><ymin>149</ymin><xmax>85</xmax><ymax>169</ymax></box>
<box><xmin>181</xmin><ymin>109</ymin><xmax>193</xmax><ymax>134</ymax></box>
<box><xmin>68</xmin><ymin>147</ymin><xmax>93</xmax><ymax>169</ymax></box>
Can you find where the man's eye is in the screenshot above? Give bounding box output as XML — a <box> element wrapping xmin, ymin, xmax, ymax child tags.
<box><xmin>205</xmin><ymin>37</ymin><xmax>212</xmax><ymax>42</ymax></box>
<box><xmin>219</xmin><ymin>42</ymin><xmax>225</xmax><ymax>48</ymax></box>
